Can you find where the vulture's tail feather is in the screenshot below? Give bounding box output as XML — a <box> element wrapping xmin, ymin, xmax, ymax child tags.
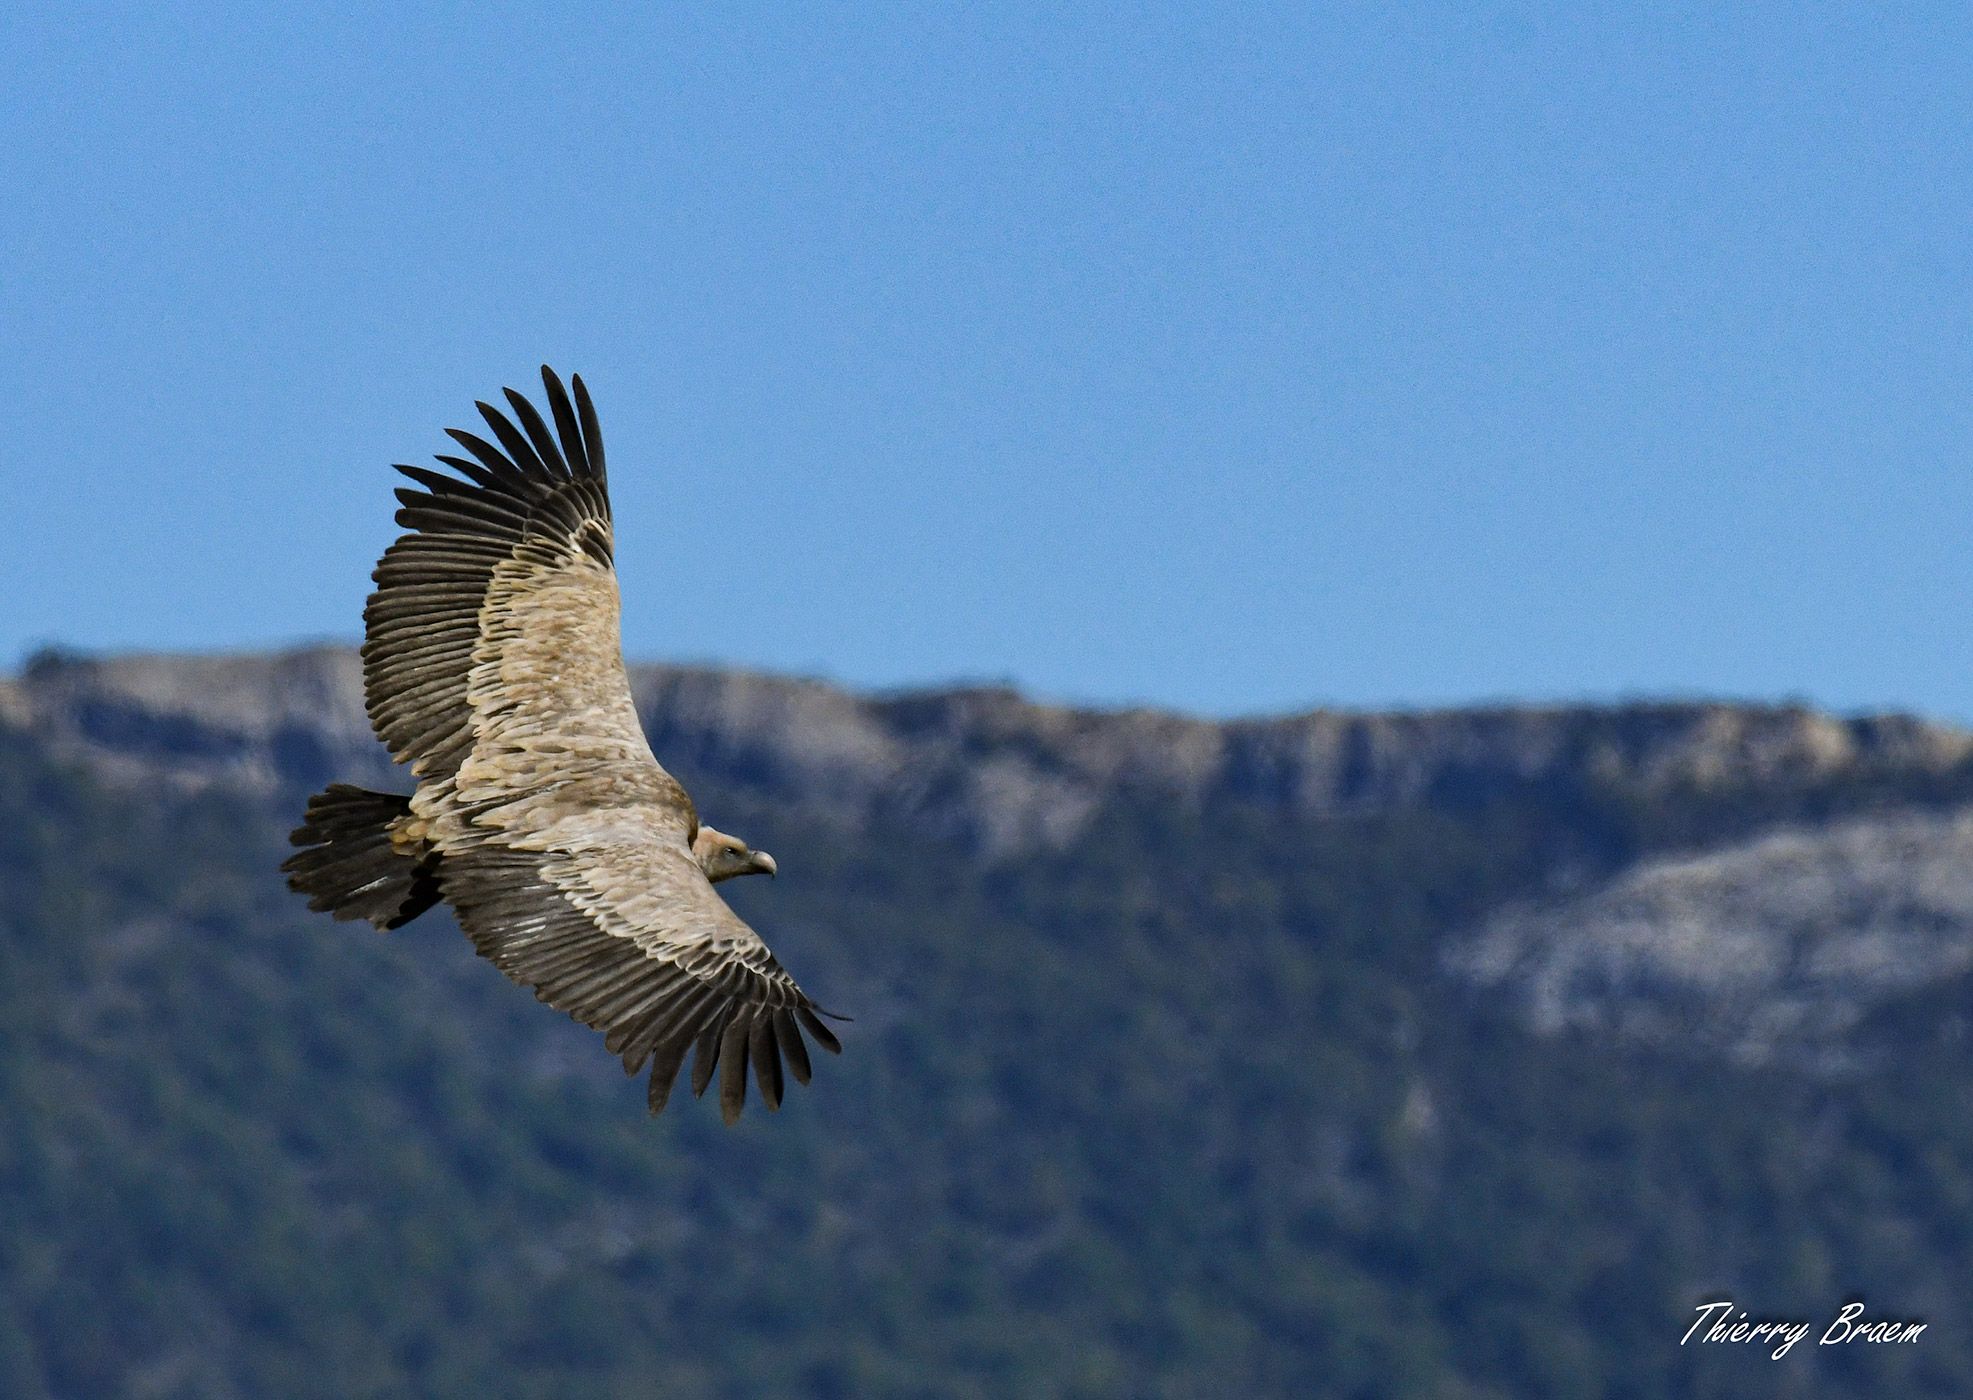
<box><xmin>283</xmin><ymin>784</ymin><xmax>441</xmax><ymax>930</ymax></box>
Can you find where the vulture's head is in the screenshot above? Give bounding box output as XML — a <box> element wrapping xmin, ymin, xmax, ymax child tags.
<box><xmin>693</xmin><ymin>825</ymin><xmax>778</xmax><ymax>883</ymax></box>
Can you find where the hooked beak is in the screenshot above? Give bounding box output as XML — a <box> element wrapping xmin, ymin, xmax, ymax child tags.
<box><xmin>750</xmin><ymin>849</ymin><xmax>778</xmax><ymax>878</ymax></box>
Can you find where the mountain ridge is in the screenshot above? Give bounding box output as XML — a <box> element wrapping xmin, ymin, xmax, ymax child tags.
<box><xmin>9</xmin><ymin>645</ymin><xmax>1971</xmax><ymax>861</ymax></box>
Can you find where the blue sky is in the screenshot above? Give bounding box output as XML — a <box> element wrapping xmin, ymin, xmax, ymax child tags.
<box><xmin>3</xmin><ymin>5</ymin><xmax>1969</xmax><ymax>719</ymax></box>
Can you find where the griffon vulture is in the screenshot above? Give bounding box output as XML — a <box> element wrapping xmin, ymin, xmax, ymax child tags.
<box><xmin>284</xmin><ymin>367</ymin><xmax>840</xmax><ymax>1123</ymax></box>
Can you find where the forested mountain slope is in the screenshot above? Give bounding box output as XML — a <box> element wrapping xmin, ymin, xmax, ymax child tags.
<box><xmin>3</xmin><ymin>649</ymin><xmax>1970</xmax><ymax>1398</ymax></box>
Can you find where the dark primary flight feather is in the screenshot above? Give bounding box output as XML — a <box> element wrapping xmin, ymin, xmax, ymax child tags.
<box><xmin>284</xmin><ymin>367</ymin><xmax>838</xmax><ymax>1123</ymax></box>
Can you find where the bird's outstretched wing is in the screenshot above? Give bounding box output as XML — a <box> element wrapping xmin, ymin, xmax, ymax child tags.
<box><xmin>442</xmin><ymin>826</ymin><xmax>841</xmax><ymax>1121</ymax></box>
<box><xmin>364</xmin><ymin>365</ymin><xmax>631</xmax><ymax>787</ymax></box>
<box><xmin>363</xmin><ymin>366</ymin><xmax>837</xmax><ymax>1120</ymax></box>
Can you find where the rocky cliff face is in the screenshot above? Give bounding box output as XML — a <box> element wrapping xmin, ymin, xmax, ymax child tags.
<box><xmin>2</xmin><ymin>648</ymin><xmax>381</xmax><ymax>795</ymax></box>
<box><xmin>8</xmin><ymin>644</ymin><xmax>1971</xmax><ymax>857</ymax></box>
<box><xmin>1446</xmin><ymin>811</ymin><xmax>1973</xmax><ymax>1070</ymax></box>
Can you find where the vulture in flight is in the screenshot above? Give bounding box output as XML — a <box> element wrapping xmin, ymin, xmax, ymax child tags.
<box><xmin>284</xmin><ymin>367</ymin><xmax>840</xmax><ymax>1122</ymax></box>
